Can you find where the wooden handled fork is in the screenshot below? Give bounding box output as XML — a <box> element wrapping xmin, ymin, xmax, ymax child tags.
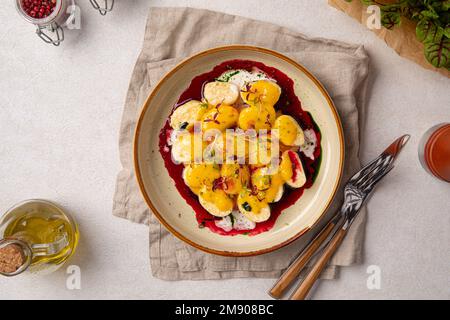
<box><xmin>269</xmin><ymin>134</ymin><xmax>410</xmax><ymax>300</ymax></box>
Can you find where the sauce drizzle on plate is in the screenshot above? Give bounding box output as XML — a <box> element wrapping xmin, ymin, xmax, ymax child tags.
<box><xmin>159</xmin><ymin>59</ymin><xmax>322</xmax><ymax>236</ymax></box>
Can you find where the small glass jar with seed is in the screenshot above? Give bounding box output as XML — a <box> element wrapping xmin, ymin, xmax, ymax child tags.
<box><xmin>0</xmin><ymin>199</ymin><xmax>79</xmax><ymax>276</ymax></box>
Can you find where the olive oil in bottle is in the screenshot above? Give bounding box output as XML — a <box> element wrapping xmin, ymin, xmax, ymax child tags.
<box><xmin>0</xmin><ymin>200</ymin><xmax>78</xmax><ymax>276</ymax></box>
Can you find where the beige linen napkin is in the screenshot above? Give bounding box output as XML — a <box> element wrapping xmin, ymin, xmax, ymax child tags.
<box><xmin>113</xmin><ymin>7</ymin><xmax>370</xmax><ymax>280</ymax></box>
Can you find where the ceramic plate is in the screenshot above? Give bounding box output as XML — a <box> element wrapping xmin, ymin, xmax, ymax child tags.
<box><xmin>134</xmin><ymin>45</ymin><xmax>344</xmax><ymax>256</ymax></box>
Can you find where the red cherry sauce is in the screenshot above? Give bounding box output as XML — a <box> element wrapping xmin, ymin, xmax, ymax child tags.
<box><xmin>288</xmin><ymin>150</ymin><xmax>302</xmax><ymax>183</ymax></box>
<box><xmin>159</xmin><ymin>60</ymin><xmax>322</xmax><ymax>236</ymax></box>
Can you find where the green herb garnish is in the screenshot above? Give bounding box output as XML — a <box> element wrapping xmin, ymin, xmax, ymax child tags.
<box><xmin>229</xmin><ymin>214</ymin><xmax>235</xmax><ymax>226</ymax></box>
<box><xmin>242</xmin><ymin>202</ymin><xmax>252</xmax><ymax>212</ymax></box>
<box><xmin>217</xmin><ymin>70</ymin><xmax>241</xmax><ymax>82</ymax></box>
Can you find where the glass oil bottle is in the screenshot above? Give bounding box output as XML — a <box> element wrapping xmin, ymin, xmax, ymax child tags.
<box><xmin>0</xmin><ymin>199</ymin><xmax>79</xmax><ymax>276</ymax></box>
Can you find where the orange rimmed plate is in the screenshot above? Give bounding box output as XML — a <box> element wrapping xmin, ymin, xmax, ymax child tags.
<box><xmin>134</xmin><ymin>45</ymin><xmax>344</xmax><ymax>256</ymax></box>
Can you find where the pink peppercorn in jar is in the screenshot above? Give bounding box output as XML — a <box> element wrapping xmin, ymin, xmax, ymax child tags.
<box><xmin>21</xmin><ymin>0</ymin><xmax>57</xmax><ymax>19</ymax></box>
<box><xmin>15</xmin><ymin>0</ymin><xmax>76</xmax><ymax>46</ymax></box>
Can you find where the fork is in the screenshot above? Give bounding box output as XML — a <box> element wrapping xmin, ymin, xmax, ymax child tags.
<box><xmin>269</xmin><ymin>134</ymin><xmax>410</xmax><ymax>300</ymax></box>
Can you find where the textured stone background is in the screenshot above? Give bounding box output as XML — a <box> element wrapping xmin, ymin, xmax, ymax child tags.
<box><xmin>0</xmin><ymin>0</ymin><xmax>448</xmax><ymax>299</ymax></box>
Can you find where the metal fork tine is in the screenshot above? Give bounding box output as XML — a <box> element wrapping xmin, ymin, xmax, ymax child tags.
<box><xmin>361</xmin><ymin>157</ymin><xmax>393</xmax><ymax>188</ymax></box>
<box><xmin>276</xmin><ymin>134</ymin><xmax>410</xmax><ymax>300</ymax></box>
<box><xmin>363</xmin><ymin>165</ymin><xmax>394</xmax><ymax>193</ymax></box>
<box><xmin>349</xmin><ymin>156</ymin><xmax>380</xmax><ymax>181</ymax></box>
<box><xmin>350</xmin><ymin>154</ymin><xmax>384</xmax><ymax>187</ymax></box>
<box><xmin>358</xmin><ymin>156</ymin><xmax>392</xmax><ymax>188</ymax></box>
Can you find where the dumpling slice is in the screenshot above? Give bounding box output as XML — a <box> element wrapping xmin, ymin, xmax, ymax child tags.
<box><xmin>203</xmin><ymin>81</ymin><xmax>239</xmax><ymax>106</ymax></box>
<box><xmin>273</xmin><ymin>115</ymin><xmax>305</xmax><ymax>146</ymax></box>
<box><xmin>241</xmin><ymin>80</ymin><xmax>281</xmax><ymax>107</ymax></box>
<box><xmin>199</xmin><ymin>186</ymin><xmax>234</xmax><ymax>217</ymax></box>
<box><xmin>237</xmin><ymin>189</ymin><xmax>271</xmax><ymax>223</ymax></box>
<box><xmin>280</xmin><ymin>150</ymin><xmax>306</xmax><ymax>188</ymax></box>
<box><xmin>237</xmin><ymin>104</ymin><xmax>276</xmax><ymax>130</ymax></box>
<box><xmin>170</xmin><ymin>100</ymin><xmax>207</xmax><ymax>130</ymax></box>
<box><xmin>183</xmin><ymin>164</ymin><xmax>221</xmax><ymax>195</ymax></box>
<box><xmin>251</xmin><ymin>167</ymin><xmax>284</xmax><ymax>203</ymax></box>
<box><xmin>170</xmin><ymin>131</ymin><xmax>197</xmax><ymax>163</ymax></box>
<box><xmin>201</xmin><ymin>104</ymin><xmax>239</xmax><ymax>132</ymax></box>
<box><xmin>220</xmin><ymin>164</ymin><xmax>250</xmax><ymax>195</ymax></box>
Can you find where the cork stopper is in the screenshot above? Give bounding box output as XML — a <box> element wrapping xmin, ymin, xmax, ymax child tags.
<box><xmin>0</xmin><ymin>243</ymin><xmax>25</xmax><ymax>274</ymax></box>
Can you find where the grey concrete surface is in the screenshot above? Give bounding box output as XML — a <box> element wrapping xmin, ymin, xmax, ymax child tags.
<box><xmin>0</xmin><ymin>0</ymin><xmax>449</xmax><ymax>299</ymax></box>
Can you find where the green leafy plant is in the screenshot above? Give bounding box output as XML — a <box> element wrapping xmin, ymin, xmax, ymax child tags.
<box><xmin>347</xmin><ymin>0</ymin><xmax>449</xmax><ymax>69</ymax></box>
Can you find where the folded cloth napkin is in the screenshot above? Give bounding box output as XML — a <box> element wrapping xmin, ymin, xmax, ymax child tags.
<box><xmin>113</xmin><ymin>7</ymin><xmax>370</xmax><ymax>280</ymax></box>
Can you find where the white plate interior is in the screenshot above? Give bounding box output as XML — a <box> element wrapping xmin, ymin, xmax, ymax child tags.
<box><xmin>135</xmin><ymin>47</ymin><xmax>343</xmax><ymax>254</ymax></box>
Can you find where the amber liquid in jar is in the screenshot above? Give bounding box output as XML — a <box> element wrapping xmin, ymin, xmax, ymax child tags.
<box><xmin>419</xmin><ymin>123</ymin><xmax>450</xmax><ymax>183</ymax></box>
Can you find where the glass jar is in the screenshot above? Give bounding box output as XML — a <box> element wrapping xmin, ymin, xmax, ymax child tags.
<box><xmin>15</xmin><ymin>0</ymin><xmax>77</xmax><ymax>46</ymax></box>
<box><xmin>90</xmin><ymin>0</ymin><xmax>114</xmax><ymax>15</ymax></box>
<box><xmin>0</xmin><ymin>199</ymin><xmax>79</xmax><ymax>276</ymax></box>
<box><xmin>418</xmin><ymin>123</ymin><xmax>450</xmax><ymax>183</ymax></box>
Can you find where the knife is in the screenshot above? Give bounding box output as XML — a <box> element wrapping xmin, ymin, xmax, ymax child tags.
<box><xmin>269</xmin><ymin>134</ymin><xmax>410</xmax><ymax>300</ymax></box>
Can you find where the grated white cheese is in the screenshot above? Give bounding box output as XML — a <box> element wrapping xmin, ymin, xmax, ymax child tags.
<box><xmin>217</xmin><ymin>69</ymin><xmax>275</xmax><ymax>90</ymax></box>
<box><xmin>214</xmin><ymin>210</ymin><xmax>256</xmax><ymax>232</ymax></box>
<box><xmin>214</xmin><ymin>215</ymin><xmax>233</xmax><ymax>232</ymax></box>
<box><xmin>300</xmin><ymin>129</ymin><xmax>317</xmax><ymax>160</ymax></box>
<box><xmin>232</xmin><ymin>210</ymin><xmax>256</xmax><ymax>231</ymax></box>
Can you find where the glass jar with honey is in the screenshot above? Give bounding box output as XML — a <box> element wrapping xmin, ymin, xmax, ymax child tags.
<box><xmin>0</xmin><ymin>200</ymin><xmax>79</xmax><ymax>276</ymax></box>
<box><xmin>419</xmin><ymin>123</ymin><xmax>450</xmax><ymax>183</ymax></box>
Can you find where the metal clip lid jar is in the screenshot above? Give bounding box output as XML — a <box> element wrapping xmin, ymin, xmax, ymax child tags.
<box><xmin>90</xmin><ymin>0</ymin><xmax>114</xmax><ymax>15</ymax></box>
<box><xmin>15</xmin><ymin>0</ymin><xmax>77</xmax><ymax>46</ymax></box>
